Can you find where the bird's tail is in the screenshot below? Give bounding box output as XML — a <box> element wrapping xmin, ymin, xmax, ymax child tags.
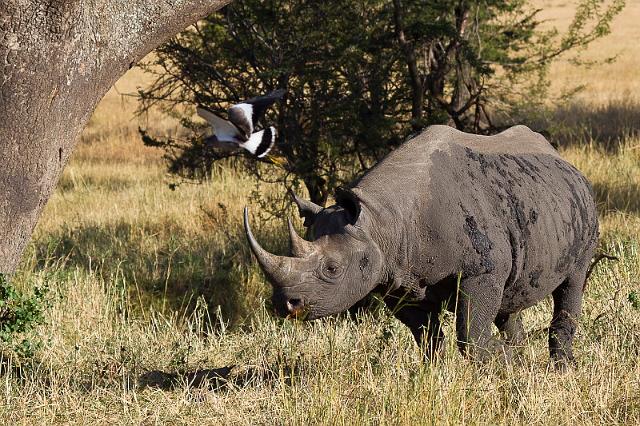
<box><xmin>240</xmin><ymin>127</ymin><xmax>276</xmax><ymax>158</ymax></box>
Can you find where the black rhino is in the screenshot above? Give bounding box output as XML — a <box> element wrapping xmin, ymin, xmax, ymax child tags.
<box><xmin>244</xmin><ymin>125</ymin><xmax>599</xmax><ymax>367</ymax></box>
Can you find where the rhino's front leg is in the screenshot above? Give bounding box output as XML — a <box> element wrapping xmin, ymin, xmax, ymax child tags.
<box><xmin>455</xmin><ymin>273</ymin><xmax>509</xmax><ymax>362</ymax></box>
<box><xmin>390</xmin><ymin>303</ymin><xmax>444</xmax><ymax>360</ymax></box>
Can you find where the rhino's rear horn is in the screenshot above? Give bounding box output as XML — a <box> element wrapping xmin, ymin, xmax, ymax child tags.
<box><xmin>288</xmin><ymin>217</ymin><xmax>315</xmax><ymax>258</ymax></box>
<box><xmin>290</xmin><ymin>190</ymin><xmax>322</xmax><ymax>227</ymax></box>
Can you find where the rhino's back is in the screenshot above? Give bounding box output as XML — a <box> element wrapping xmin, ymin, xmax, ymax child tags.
<box><xmin>353</xmin><ymin>125</ymin><xmax>598</xmax><ymax>312</ymax></box>
<box><xmin>429</xmin><ymin>124</ymin><xmax>558</xmax><ymax>156</ymax></box>
<box><xmin>365</xmin><ymin>125</ymin><xmax>558</xmax><ymax>178</ymax></box>
<box><xmin>352</xmin><ymin>125</ymin><xmax>560</xmax><ymax>210</ymax></box>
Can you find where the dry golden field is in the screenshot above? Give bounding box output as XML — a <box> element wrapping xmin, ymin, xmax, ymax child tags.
<box><xmin>2</xmin><ymin>1</ymin><xmax>639</xmax><ymax>424</ymax></box>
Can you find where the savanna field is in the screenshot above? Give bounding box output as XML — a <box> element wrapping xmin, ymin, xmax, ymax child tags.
<box><xmin>2</xmin><ymin>1</ymin><xmax>640</xmax><ymax>423</ymax></box>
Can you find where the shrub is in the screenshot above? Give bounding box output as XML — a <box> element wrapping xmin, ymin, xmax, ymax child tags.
<box><xmin>0</xmin><ymin>274</ymin><xmax>49</xmax><ymax>361</ymax></box>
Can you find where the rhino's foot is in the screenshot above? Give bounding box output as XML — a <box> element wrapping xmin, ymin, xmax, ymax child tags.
<box><xmin>549</xmin><ymin>346</ymin><xmax>577</xmax><ymax>373</ymax></box>
<box><xmin>461</xmin><ymin>337</ymin><xmax>514</xmax><ymax>366</ymax></box>
<box><xmin>494</xmin><ymin>313</ymin><xmax>526</xmax><ymax>347</ymax></box>
<box><xmin>549</xmin><ymin>321</ymin><xmax>578</xmax><ymax>372</ymax></box>
<box><xmin>493</xmin><ymin>312</ymin><xmax>529</xmax><ymax>365</ymax></box>
<box><xmin>550</xmin><ymin>355</ymin><xmax>576</xmax><ymax>373</ymax></box>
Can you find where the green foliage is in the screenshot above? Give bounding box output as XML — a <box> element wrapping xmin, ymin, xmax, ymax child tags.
<box><xmin>139</xmin><ymin>0</ymin><xmax>624</xmax><ymax>205</ymax></box>
<box><xmin>0</xmin><ymin>274</ymin><xmax>49</xmax><ymax>360</ymax></box>
<box><xmin>629</xmin><ymin>291</ymin><xmax>640</xmax><ymax>310</ymax></box>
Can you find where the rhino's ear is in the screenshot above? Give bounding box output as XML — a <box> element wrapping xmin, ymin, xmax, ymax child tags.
<box><xmin>335</xmin><ymin>187</ymin><xmax>361</xmax><ymax>225</ymax></box>
<box><xmin>290</xmin><ymin>190</ymin><xmax>322</xmax><ymax>227</ymax></box>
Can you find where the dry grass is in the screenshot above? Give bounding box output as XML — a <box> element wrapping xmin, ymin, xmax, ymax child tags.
<box><xmin>536</xmin><ymin>0</ymin><xmax>640</xmax><ymax>103</ymax></box>
<box><xmin>2</xmin><ymin>1</ymin><xmax>640</xmax><ymax>424</ymax></box>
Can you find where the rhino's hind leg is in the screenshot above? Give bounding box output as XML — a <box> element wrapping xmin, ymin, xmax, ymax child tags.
<box><xmin>455</xmin><ymin>274</ymin><xmax>510</xmax><ymax>363</ymax></box>
<box><xmin>494</xmin><ymin>313</ymin><xmax>526</xmax><ymax>346</ymax></box>
<box><xmin>494</xmin><ymin>313</ymin><xmax>526</xmax><ymax>364</ymax></box>
<box><xmin>549</xmin><ymin>272</ymin><xmax>585</xmax><ymax>370</ymax></box>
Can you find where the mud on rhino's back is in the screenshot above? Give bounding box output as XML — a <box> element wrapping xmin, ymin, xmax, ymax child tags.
<box><xmin>354</xmin><ymin>125</ymin><xmax>598</xmax><ymax>313</ymax></box>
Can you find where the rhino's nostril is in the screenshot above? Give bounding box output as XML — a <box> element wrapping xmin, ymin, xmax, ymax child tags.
<box><xmin>286</xmin><ymin>298</ymin><xmax>304</xmax><ymax>313</ymax></box>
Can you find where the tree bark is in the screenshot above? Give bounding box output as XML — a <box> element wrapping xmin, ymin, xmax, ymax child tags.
<box><xmin>0</xmin><ymin>0</ymin><xmax>230</xmax><ymax>274</ymax></box>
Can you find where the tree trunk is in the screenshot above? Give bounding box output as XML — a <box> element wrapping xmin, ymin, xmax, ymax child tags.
<box><xmin>392</xmin><ymin>0</ymin><xmax>424</xmax><ymax>131</ymax></box>
<box><xmin>0</xmin><ymin>0</ymin><xmax>230</xmax><ymax>275</ymax></box>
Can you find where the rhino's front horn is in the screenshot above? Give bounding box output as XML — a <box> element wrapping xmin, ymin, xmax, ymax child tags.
<box><xmin>244</xmin><ymin>207</ymin><xmax>295</xmax><ymax>286</ymax></box>
<box><xmin>288</xmin><ymin>217</ymin><xmax>315</xmax><ymax>258</ymax></box>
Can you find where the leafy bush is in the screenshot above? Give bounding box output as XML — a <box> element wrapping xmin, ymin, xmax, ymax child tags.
<box><xmin>0</xmin><ymin>274</ymin><xmax>49</xmax><ymax>360</ymax></box>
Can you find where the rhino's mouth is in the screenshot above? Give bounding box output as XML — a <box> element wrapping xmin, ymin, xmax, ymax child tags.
<box><xmin>285</xmin><ymin>306</ymin><xmax>310</xmax><ymax>320</ymax></box>
<box><xmin>272</xmin><ymin>293</ymin><xmax>311</xmax><ymax>320</ymax></box>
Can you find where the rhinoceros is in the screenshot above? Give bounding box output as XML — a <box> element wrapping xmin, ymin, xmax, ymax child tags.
<box><xmin>244</xmin><ymin>125</ymin><xmax>599</xmax><ymax>367</ymax></box>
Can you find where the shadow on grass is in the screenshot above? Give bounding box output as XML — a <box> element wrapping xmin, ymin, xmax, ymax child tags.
<box><xmin>30</xmin><ymin>211</ymin><xmax>279</xmax><ymax>327</ymax></box>
<box><xmin>592</xmin><ymin>181</ymin><xmax>640</xmax><ymax>215</ymax></box>
<box><xmin>138</xmin><ymin>366</ymin><xmax>235</xmax><ymax>390</ymax></box>
<box><xmin>551</xmin><ymin>98</ymin><xmax>640</xmax><ymax>149</ymax></box>
<box><xmin>137</xmin><ymin>364</ymin><xmax>290</xmax><ymax>391</ymax></box>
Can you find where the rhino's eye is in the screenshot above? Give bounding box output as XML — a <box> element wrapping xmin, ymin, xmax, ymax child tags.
<box><xmin>322</xmin><ymin>260</ymin><xmax>342</xmax><ymax>279</ymax></box>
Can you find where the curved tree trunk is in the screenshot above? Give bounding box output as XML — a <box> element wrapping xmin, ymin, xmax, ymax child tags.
<box><xmin>0</xmin><ymin>0</ymin><xmax>230</xmax><ymax>274</ymax></box>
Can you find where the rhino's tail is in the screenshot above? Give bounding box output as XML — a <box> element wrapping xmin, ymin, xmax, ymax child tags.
<box><xmin>583</xmin><ymin>252</ymin><xmax>619</xmax><ymax>291</ymax></box>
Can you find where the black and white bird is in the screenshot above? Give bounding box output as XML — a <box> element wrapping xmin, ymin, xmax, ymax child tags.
<box><xmin>197</xmin><ymin>89</ymin><xmax>285</xmax><ymax>158</ymax></box>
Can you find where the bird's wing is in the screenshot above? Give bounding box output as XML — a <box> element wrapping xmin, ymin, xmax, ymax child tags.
<box><xmin>227</xmin><ymin>103</ymin><xmax>254</xmax><ymax>140</ymax></box>
<box><xmin>197</xmin><ymin>105</ymin><xmax>242</xmax><ymax>142</ymax></box>
<box><xmin>228</xmin><ymin>89</ymin><xmax>286</xmax><ymax>138</ymax></box>
<box><xmin>239</xmin><ymin>126</ymin><xmax>276</xmax><ymax>158</ymax></box>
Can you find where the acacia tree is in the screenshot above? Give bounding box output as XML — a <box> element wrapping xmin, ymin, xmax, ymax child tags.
<box><xmin>140</xmin><ymin>0</ymin><xmax>623</xmax><ymax>206</ymax></box>
<box><xmin>0</xmin><ymin>0</ymin><xmax>231</xmax><ymax>275</ymax></box>
<box><xmin>391</xmin><ymin>0</ymin><xmax>625</xmax><ymax>131</ymax></box>
<box><xmin>140</xmin><ymin>0</ymin><xmax>404</xmax><ymax>205</ymax></box>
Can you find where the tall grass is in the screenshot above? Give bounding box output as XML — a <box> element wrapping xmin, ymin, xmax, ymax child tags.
<box><xmin>2</xmin><ymin>2</ymin><xmax>640</xmax><ymax>423</ymax></box>
<box><xmin>4</xmin><ymin>105</ymin><xmax>638</xmax><ymax>425</ymax></box>
<box><xmin>3</xmin><ymin>236</ymin><xmax>639</xmax><ymax>423</ymax></box>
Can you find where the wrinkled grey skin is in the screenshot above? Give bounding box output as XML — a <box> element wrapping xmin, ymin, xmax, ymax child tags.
<box><xmin>245</xmin><ymin>125</ymin><xmax>599</xmax><ymax>367</ymax></box>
